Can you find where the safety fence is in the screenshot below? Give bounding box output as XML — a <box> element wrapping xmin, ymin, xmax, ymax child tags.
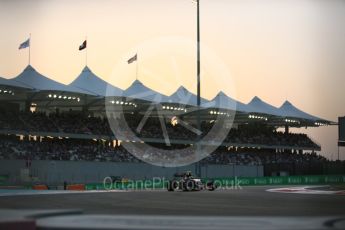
<box><xmin>0</xmin><ymin>175</ymin><xmax>9</xmax><ymax>186</ymax></box>
<box><xmin>84</xmin><ymin>174</ymin><xmax>345</xmax><ymax>190</ymax></box>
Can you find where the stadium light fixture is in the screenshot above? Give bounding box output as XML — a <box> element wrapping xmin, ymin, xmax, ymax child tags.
<box><xmin>0</xmin><ymin>89</ymin><xmax>15</xmax><ymax>96</ymax></box>
<box><xmin>315</xmin><ymin>122</ymin><xmax>326</xmax><ymax>126</ymax></box>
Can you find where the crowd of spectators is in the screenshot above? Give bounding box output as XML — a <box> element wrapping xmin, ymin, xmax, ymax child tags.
<box><xmin>0</xmin><ymin>137</ymin><xmax>139</xmax><ymax>163</ymax></box>
<box><xmin>0</xmin><ymin>110</ymin><xmax>319</xmax><ymax>149</ymax></box>
<box><xmin>0</xmin><ymin>136</ymin><xmax>328</xmax><ymax>166</ymax></box>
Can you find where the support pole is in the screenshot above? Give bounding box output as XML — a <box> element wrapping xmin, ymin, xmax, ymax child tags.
<box><xmin>136</xmin><ymin>53</ymin><xmax>139</xmax><ymax>80</ymax></box>
<box><xmin>196</xmin><ymin>0</ymin><xmax>201</xmax><ymax>177</ymax></box>
<box><xmin>196</xmin><ymin>0</ymin><xmax>201</xmax><ymax>130</ymax></box>
<box><xmin>85</xmin><ymin>36</ymin><xmax>88</xmax><ymax>66</ymax></box>
<box><xmin>29</xmin><ymin>33</ymin><xmax>31</xmax><ymax>65</ymax></box>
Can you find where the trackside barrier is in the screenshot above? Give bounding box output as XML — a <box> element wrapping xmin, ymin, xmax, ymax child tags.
<box><xmin>66</xmin><ymin>184</ymin><xmax>85</xmax><ymax>191</ymax></box>
<box><xmin>84</xmin><ymin>175</ymin><xmax>345</xmax><ymax>190</ymax></box>
<box><xmin>0</xmin><ymin>175</ymin><xmax>9</xmax><ymax>186</ymax></box>
<box><xmin>85</xmin><ymin>180</ymin><xmax>165</xmax><ymax>190</ymax></box>
<box><xmin>32</xmin><ymin>185</ymin><xmax>49</xmax><ymax>190</ymax></box>
<box><xmin>210</xmin><ymin>175</ymin><xmax>345</xmax><ymax>187</ymax></box>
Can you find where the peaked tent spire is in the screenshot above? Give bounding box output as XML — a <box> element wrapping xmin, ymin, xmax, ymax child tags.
<box><xmin>12</xmin><ymin>65</ymin><xmax>93</xmax><ymax>95</ymax></box>
<box><xmin>69</xmin><ymin>66</ymin><xmax>123</xmax><ymax>97</ymax></box>
<box><xmin>279</xmin><ymin>100</ymin><xmax>323</xmax><ymax>121</ymax></box>
<box><xmin>247</xmin><ymin>96</ymin><xmax>281</xmax><ymax>116</ymax></box>
<box><xmin>164</xmin><ymin>86</ymin><xmax>209</xmax><ymax>106</ymax></box>
<box><xmin>124</xmin><ymin>79</ymin><xmax>168</xmax><ymax>103</ymax></box>
<box><xmin>203</xmin><ymin>91</ymin><xmax>250</xmax><ymax>112</ymax></box>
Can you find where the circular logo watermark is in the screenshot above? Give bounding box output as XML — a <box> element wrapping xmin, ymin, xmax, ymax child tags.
<box><xmin>105</xmin><ymin>36</ymin><xmax>237</xmax><ymax>167</ymax></box>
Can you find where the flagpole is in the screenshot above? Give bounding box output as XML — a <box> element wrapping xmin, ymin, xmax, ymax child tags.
<box><xmin>196</xmin><ymin>0</ymin><xmax>201</xmax><ymax>177</ymax></box>
<box><xmin>29</xmin><ymin>33</ymin><xmax>31</xmax><ymax>65</ymax></box>
<box><xmin>85</xmin><ymin>36</ymin><xmax>88</xmax><ymax>67</ymax></box>
<box><xmin>197</xmin><ymin>0</ymin><xmax>201</xmax><ymax>126</ymax></box>
<box><xmin>136</xmin><ymin>53</ymin><xmax>138</xmax><ymax>80</ymax></box>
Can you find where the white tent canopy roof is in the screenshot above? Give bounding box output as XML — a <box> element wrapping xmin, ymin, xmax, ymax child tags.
<box><xmin>123</xmin><ymin>80</ymin><xmax>169</xmax><ymax>103</ymax></box>
<box><xmin>203</xmin><ymin>91</ymin><xmax>249</xmax><ymax>112</ymax></box>
<box><xmin>70</xmin><ymin>66</ymin><xmax>122</xmax><ymax>97</ymax></box>
<box><xmin>12</xmin><ymin>65</ymin><xmax>92</xmax><ymax>95</ymax></box>
<box><xmin>247</xmin><ymin>96</ymin><xmax>281</xmax><ymax>116</ymax></box>
<box><xmin>164</xmin><ymin>86</ymin><xmax>209</xmax><ymax>106</ymax></box>
<box><xmin>278</xmin><ymin>100</ymin><xmax>322</xmax><ymax>121</ymax></box>
<box><xmin>0</xmin><ymin>76</ymin><xmax>32</xmax><ymax>89</ymax></box>
<box><xmin>0</xmin><ymin>66</ymin><xmax>331</xmax><ymax>123</ymax></box>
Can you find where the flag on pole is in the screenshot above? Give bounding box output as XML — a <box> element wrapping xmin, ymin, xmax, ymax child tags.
<box><xmin>79</xmin><ymin>40</ymin><xmax>87</xmax><ymax>51</ymax></box>
<box><xmin>19</xmin><ymin>38</ymin><xmax>30</xmax><ymax>50</ymax></box>
<box><xmin>127</xmin><ymin>54</ymin><xmax>137</xmax><ymax>64</ymax></box>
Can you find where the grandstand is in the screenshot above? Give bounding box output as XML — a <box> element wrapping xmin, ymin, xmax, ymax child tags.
<box><xmin>0</xmin><ymin>65</ymin><xmax>338</xmax><ymax>183</ymax></box>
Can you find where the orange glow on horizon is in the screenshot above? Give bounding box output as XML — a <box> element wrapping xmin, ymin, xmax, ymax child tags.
<box><xmin>0</xmin><ymin>0</ymin><xmax>344</xmax><ymax>159</ymax></box>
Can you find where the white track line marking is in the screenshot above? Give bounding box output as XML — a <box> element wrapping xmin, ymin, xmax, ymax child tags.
<box><xmin>0</xmin><ymin>189</ymin><xmax>129</xmax><ymax>197</ymax></box>
<box><xmin>267</xmin><ymin>186</ymin><xmax>345</xmax><ymax>195</ymax></box>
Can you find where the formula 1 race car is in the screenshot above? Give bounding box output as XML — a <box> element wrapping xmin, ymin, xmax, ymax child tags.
<box><xmin>167</xmin><ymin>171</ymin><xmax>217</xmax><ymax>192</ymax></box>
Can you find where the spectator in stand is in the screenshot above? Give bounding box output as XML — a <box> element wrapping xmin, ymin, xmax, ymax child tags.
<box><xmin>0</xmin><ymin>110</ymin><xmax>319</xmax><ymax>149</ymax></box>
<box><xmin>0</xmin><ymin>135</ymin><xmax>329</xmax><ymax>166</ymax></box>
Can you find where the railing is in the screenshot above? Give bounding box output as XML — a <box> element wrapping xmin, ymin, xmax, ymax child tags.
<box><xmin>307</xmin><ymin>135</ymin><xmax>322</xmax><ymax>150</ymax></box>
<box><xmin>0</xmin><ymin>128</ymin><xmax>321</xmax><ymax>151</ymax></box>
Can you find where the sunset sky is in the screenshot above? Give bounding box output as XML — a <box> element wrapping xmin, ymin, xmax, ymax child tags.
<box><xmin>0</xmin><ymin>0</ymin><xmax>344</xmax><ymax>159</ymax></box>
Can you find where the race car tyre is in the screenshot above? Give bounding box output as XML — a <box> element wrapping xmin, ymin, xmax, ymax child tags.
<box><xmin>206</xmin><ymin>181</ymin><xmax>216</xmax><ymax>191</ymax></box>
<box><xmin>207</xmin><ymin>185</ymin><xmax>215</xmax><ymax>191</ymax></box>
<box><xmin>167</xmin><ymin>180</ymin><xmax>179</xmax><ymax>191</ymax></box>
<box><xmin>185</xmin><ymin>180</ymin><xmax>195</xmax><ymax>191</ymax></box>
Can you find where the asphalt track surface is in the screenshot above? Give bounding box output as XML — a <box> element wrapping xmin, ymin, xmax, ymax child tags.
<box><xmin>0</xmin><ymin>186</ymin><xmax>344</xmax><ymax>216</ymax></box>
